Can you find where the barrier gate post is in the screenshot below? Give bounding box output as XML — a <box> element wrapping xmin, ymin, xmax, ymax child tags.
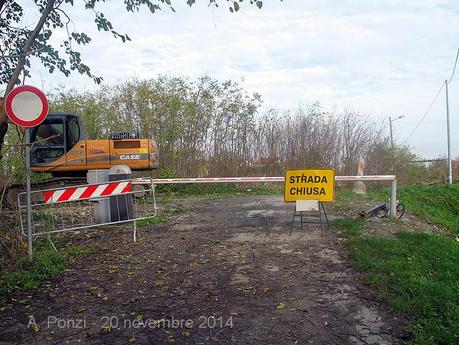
<box><xmin>390</xmin><ymin>179</ymin><xmax>397</xmax><ymax>219</ymax></box>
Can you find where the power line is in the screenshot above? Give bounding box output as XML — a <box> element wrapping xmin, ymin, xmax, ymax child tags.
<box><xmin>448</xmin><ymin>48</ymin><xmax>459</xmax><ymax>83</ymax></box>
<box><xmin>402</xmin><ymin>48</ymin><xmax>459</xmax><ymax>144</ymax></box>
<box><xmin>401</xmin><ymin>82</ymin><xmax>445</xmax><ymax>144</ymax></box>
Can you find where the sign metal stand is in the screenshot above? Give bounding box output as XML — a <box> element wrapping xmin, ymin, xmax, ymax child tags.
<box><xmin>284</xmin><ymin>169</ymin><xmax>335</xmax><ymax>235</ymax></box>
<box><xmin>289</xmin><ymin>201</ymin><xmax>329</xmax><ymax>236</ymax></box>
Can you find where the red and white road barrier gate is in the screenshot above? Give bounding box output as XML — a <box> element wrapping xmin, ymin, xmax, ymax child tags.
<box><xmin>135</xmin><ymin>174</ymin><xmax>397</xmax><ymax>218</ymax></box>
<box><xmin>18</xmin><ymin>174</ymin><xmax>397</xmax><ymax>253</ymax></box>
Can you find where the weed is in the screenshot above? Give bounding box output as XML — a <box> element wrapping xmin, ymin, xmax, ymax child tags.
<box><xmin>331</xmin><ymin>218</ymin><xmax>362</xmax><ymax>237</ymax></box>
<box><xmin>0</xmin><ymin>240</ymin><xmax>94</xmax><ymax>297</ymax></box>
<box><xmin>135</xmin><ymin>215</ymin><xmax>162</xmax><ymax>227</ymax></box>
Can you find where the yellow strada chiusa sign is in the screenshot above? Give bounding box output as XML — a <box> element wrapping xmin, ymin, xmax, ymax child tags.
<box><xmin>284</xmin><ymin>169</ymin><xmax>335</xmax><ymax>202</ymax></box>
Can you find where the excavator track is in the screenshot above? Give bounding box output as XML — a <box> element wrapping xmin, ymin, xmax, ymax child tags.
<box><xmin>2</xmin><ymin>177</ymin><xmax>87</xmax><ymax>209</ymax></box>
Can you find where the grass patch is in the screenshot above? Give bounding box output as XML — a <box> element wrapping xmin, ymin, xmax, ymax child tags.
<box><xmin>332</xmin><ymin>218</ymin><xmax>363</xmax><ymax>237</ymax></box>
<box><xmin>135</xmin><ymin>203</ymin><xmax>187</xmax><ymax>227</ymax></box>
<box><xmin>389</xmin><ymin>184</ymin><xmax>458</xmax><ymax>233</ymax></box>
<box><xmin>156</xmin><ymin>182</ymin><xmax>282</xmax><ymax>198</ymax></box>
<box><xmin>332</xmin><ymin>189</ymin><xmax>382</xmax><ymax>214</ymax></box>
<box><xmin>0</xmin><ymin>238</ymin><xmax>94</xmax><ymax>298</ymax></box>
<box><xmin>334</xmin><ymin>184</ymin><xmax>459</xmax><ymax>233</ymax></box>
<box><xmin>333</xmin><ymin>219</ymin><xmax>459</xmax><ymax>344</ymax></box>
<box><xmin>155</xmin><ymin>170</ymin><xmax>282</xmax><ymax>197</ymax></box>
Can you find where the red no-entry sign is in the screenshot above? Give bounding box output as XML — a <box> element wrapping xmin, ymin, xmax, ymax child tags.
<box><xmin>5</xmin><ymin>85</ymin><xmax>49</xmax><ymax>127</ymax></box>
<box><xmin>4</xmin><ymin>85</ymin><xmax>50</xmax><ymax>260</ymax></box>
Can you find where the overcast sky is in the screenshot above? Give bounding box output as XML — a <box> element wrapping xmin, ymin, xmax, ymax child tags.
<box><xmin>21</xmin><ymin>0</ymin><xmax>459</xmax><ymax>159</ymax></box>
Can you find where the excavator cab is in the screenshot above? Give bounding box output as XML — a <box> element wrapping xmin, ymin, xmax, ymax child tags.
<box><xmin>30</xmin><ymin>113</ymin><xmax>86</xmax><ymax>167</ymax></box>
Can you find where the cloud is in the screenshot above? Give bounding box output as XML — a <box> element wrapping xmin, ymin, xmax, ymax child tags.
<box><xmin>22</xmin><ymin>0</ymin><xmax>459</xmax><ymax>158</ymax></box>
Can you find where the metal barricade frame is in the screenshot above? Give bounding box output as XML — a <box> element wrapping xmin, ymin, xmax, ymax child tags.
<box><xmin>17</xmin><ymin>178</ymin><xmax>157</xmax><ymax>243</ymax></box>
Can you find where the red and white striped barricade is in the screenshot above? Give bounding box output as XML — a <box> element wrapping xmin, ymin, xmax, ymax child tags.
<box><xmin>43</xmin><ymin>180</ymin><xmax>132</xmax><ymax>204</ymax></box>
<box><xmin>17</xmin><ymin>179</ymin><xmax>157</xmax><ymax>240</ymax></box>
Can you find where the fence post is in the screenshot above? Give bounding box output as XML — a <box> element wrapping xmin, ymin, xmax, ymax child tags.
<box><xmin>390</xmin><ymin>178</ymin><xmax>397</xmax><ymax>218</ymax></box>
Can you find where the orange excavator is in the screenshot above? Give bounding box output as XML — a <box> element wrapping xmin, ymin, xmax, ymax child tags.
<box><xmin>4</xmin><ymin>112</ymin><xmax>159</xmax><ymax>206</ymax></box>
<box><xmin>29</xmin><ymin>112</ymin><xmax>159</xmax><ymax>175</ymax></box>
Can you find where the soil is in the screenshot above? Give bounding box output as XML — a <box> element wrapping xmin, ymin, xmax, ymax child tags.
<box><xmin>0</xmin><ymin>195</ymin><xmax>408</xmax><ymax>345</ymax></box>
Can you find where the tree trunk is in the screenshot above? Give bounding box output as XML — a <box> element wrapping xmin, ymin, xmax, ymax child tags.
<box><xmin>0</xmin><ymin>1</ymin><xmax>6</xmax><ymax>13</ymax></box>
<box><xmin>0</xmin><ymin>122</ymin><xmax>7</xmax><ymax>152</ymax></box>
<box><xmin>0</xmin><ymin>0</ymin><xmax>57</xmax><ymax>159</ymax></box>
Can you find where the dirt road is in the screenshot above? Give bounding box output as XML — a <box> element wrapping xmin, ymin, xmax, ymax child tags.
<box><xmin>0</xmin><ymin>196</ymin><xmax>405</xmax><ymax>344</ymax></box>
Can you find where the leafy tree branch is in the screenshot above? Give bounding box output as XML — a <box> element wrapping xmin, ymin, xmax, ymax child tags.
<box><xmin>0</xmin><ymin>0</ymin><xmax>267</xmax><ymax>158</ymax></box>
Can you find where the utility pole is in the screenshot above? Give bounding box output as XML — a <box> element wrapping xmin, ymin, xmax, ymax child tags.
<box><xmin>389</xmin><ymin>115</ymin><xmax>404</xmax><ymax>175</ymax></box>
<box><xmin>389</xmin><ymin>116</ymin><xmax>394</xmax><ymax>174</ymax></box>
<box><xmin>445</xmin><ymin>80</ymin><xmax>453</xmax><ymax>185</ymax></box>
<box><xmin>389</xmin><ymin>116</ymin><xmax>394</xmax><ymax>148</ymax></box>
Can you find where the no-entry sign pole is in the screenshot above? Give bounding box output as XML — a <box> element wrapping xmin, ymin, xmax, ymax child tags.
<box><xmin>5</xmin><ymin>85</ymin><xmax>49</xmax><ymax>261</ymax></box>
<box><xmin>25</xmin><ymin>128</ymin><xmax>33</xmax><ymax>260</ymax></box>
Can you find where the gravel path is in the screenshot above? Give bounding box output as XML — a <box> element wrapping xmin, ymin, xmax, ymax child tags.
<box><xmin>0</xmin><ymin>196</ymin><xmax>406</xmax><ymax>345</ymax></box>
